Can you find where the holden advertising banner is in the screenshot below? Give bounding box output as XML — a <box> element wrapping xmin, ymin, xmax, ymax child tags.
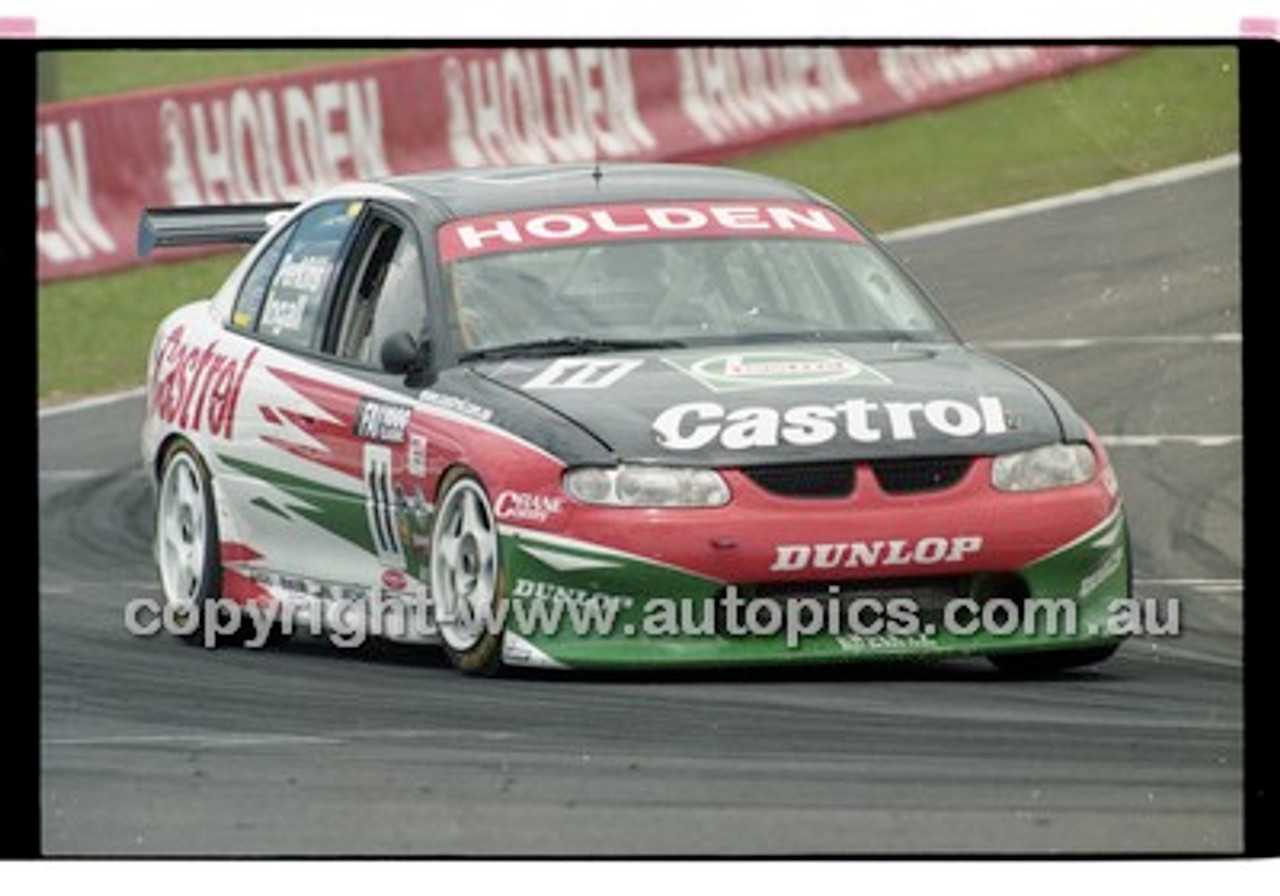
<box><xmin>36</xmin><ymin>45</ymin><xmax>1132</xmax><ymax>282</ymax></box>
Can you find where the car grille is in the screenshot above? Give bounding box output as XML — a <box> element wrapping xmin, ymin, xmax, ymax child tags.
<box><xmin>870</xmin><ymin>456</ymin><xmax>973</xmax><ymax>494</ymax></box>
<box><xmin>740</xmin><ymin>457</ymin><xmax>973</xmax><ymax>498</ymax></box>
<box><xmin>740</xmin><ymin>462</ymin><xmax>855</xmax><ymax>498</ymax></box>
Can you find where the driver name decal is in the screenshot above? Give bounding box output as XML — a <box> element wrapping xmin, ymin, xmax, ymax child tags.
<box><xmin>653</xmin><ymin>396</ymin><xmax>1008</xmax><ymax>450</ymax></box>
<box><xmin>438</xmin><ymin>201</ymin><xmax>863</xmax><ymax>261</ymax></box>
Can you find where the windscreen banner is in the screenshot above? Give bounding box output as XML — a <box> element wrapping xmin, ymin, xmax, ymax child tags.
<box><xmin>36</xmin><ymin>45</ymin><xmax>1131</xmax><ymax>282</ymax></box>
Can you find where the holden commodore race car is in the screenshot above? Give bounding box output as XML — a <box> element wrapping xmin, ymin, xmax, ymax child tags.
<box><xmin>139</xmin><ymin>162</ymin><xmax>1130</xmax><ymax>675</ymax></box>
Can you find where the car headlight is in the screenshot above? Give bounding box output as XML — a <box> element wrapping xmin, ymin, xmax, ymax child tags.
<box><xmin>563</xmin><ymin>466</ymin><xmax>730</xmax><ymax>507</ymax></box>
<box><xmin>991</xmin><ymin>443</ymin><xmax>1096</xmax><ymax>492</ymax></box>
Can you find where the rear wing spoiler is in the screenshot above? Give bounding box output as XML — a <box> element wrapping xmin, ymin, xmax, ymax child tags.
<box><xmin>137</xmin><ymin>202</ymin><xmax>297</xmax><ymax>257</ymax></box>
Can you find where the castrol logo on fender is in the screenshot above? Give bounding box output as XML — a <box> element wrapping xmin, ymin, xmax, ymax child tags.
<box><xmin>150</xmin><ymin>325</ymin><xmax>257</xmax><ymax>439</ymax></box>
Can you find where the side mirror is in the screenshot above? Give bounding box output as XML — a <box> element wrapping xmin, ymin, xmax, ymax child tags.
<box><xmin>380</xmin><ymin>331</ymin><xmax>430</xmax><ymax>375</ymax></box>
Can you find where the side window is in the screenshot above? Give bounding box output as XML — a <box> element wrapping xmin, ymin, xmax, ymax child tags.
<box><xmin>335</xmin><ymin>217</ymin><xmax>428</xmax><ymax>368</ymax></box>
<box><xmin>254</xmin><ymin>201</ymin><xmax>360</xmax><ymax>349</ymax></box>
<box><xmin>232</xmin><ymin>222</ymin><xmax>295</xmax><ymax>331</ymax></box>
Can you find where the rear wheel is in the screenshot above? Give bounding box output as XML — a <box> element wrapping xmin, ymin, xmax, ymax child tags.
<box><xmin>155</xmin><ymin>442</ymin><xmax>240</xmax><ymax>647</ymax></box>
<box><xmin>430</xmin><ymin>470</ymin><xmax>504</xmax><ymax>675</ymax></box>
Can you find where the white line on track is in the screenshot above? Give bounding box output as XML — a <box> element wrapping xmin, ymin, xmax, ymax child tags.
<box><xmin>43</xmin><ymin>727</ymin><xmax>518</xmax><ymax>749</ymax></box>
<box><xmin>1135</xmin><ymin>578</ymin><xmax>1242</xmax><ymax>588</ymax></box>
<box><xmin>43</xmin><ymin>733</ymin><xmax>345</xmax><ymax>748</ymax></box>
<box><xmin>1134</xmin><ymin>578</ymin><xmax>1243</xmax><ymax>601</ymax></box>
<box><xmin>1099</xmin><ymin>435</ymin><xmax>1241</xmax><ymax>448</ymax></box>
<box><xmin>884</xmin><ymin>153</ymin><xmax>1239</xmax><ymax>242</ymax></box>
<box><xmin>38</xmin><ymin>386</ymin><xmax>145</xmax><ymax>420</ymax></box>
<box><xmin>38</xmin><ymin>469</ymin><xmax>111</xmax><ymax>481</ymax></box>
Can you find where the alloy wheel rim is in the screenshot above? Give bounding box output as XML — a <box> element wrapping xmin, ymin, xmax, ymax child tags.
<box><xmin>431</xmin><ymin>479</ymin><xmax>499</xmax><ymax>651</ymax></box>
<box><xmin>157</xmin><ymin>452</ymin><xmax>207</xmax><ymax>613</ymax></box>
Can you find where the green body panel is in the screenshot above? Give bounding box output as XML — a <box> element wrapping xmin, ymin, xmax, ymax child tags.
<box><xmin>209</xmin><ymin>451</ymin><xmax>1130</xmax><ymax>668</ymax></box>
<box><xmin>499</xmin><ymin>513</ymin><xmax>1131</xmax><ymax>668</ymax></box>
<box><xmin>219</xmin><ymin>455</ymin><xmax>383</xmax><ymax>559</ymax></box>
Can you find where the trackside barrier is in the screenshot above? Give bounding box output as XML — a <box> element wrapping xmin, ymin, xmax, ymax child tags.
<box><xmin>36</xmin><ymin>45</ymin><xmax>1132</xmax><ymax>282</ymax></box>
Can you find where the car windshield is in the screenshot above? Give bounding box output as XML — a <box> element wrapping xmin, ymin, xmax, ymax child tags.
<box><xmin>438</xmin><ymin>203</ymin><xmax>955</xmax><ymax>356</ymax></box>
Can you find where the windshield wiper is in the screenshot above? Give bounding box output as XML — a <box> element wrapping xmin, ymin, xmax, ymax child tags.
<box><xmin>458</xmin><ymin>335</ymin><xmax>686</xmax><ymax>362</ymax></box>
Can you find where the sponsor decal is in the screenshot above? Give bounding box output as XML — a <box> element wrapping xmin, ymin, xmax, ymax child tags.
<box><xmin>653</xmin><ymin>396</ymin><xmax>1007</xmax><ymax>450</ymax></box>
<box><xmin>1079</xmin><ymin>546</ymin><xmax>1125</xmax><ymax>599</ymax></box>
<box><xmin>158</xmin><ymin>78</ymin><xmax>390</xmax><ymax>206</ymax></box>
<box><xmin>416</xmin><ymin>389</ymin><xmax>495</xmax><ymax>423</ymax></box>
<box><xmin>151</xmin><ymin>325</ymin><xmax>258</xmax><ymax>439</ymax></box>
<box><xmin>877</xmin><ymin>47</ymin><xmax>1042</xmax><ymax>102</ymax></box>
<box><xmin>354</xmin><ymin>397</ymin><xmax>413</xmax><ymax>444</ymax></box>
<box><xmin>363</xmin><ymin>444</ymin><xmax>403</xmax><ymax>566</ymax></box>
<box><xmin>438</xmin><ymin>201</ymin><xmax>860</xmax><ymax>261</ymax></box>
<box><xmin>676</xmin><ymin>47</ymin><xmax>863</xmax><ymax>145</ymax></box>
<box><xmin>259</xmin><ymin>294</ymin><xmax>307</xmax><ymax>332</ymax></box>
<box><xmin>274</xmin><ymin>254</ymin><xmax>333</xmax><ymax>293</ymax></box>
<box><xmin>511</xmin><ymin>577</ymin><xmax>631</xmax><ymax>610</ymax></box>
<box><xmin>408</xmin><ymin>432</ymin><xmax>428</xmax><ymax>477</ymax></box>
<box><xmin>278</xmin><ymin>574</ymin><xmax>309</xmax><ymax>594</ymax></box>
<box><xmin>523</xmin><ymin>357</ymin><xmax>644</xmax><ymax>390</ymax></box>
<box><xmin>771</xmin><ymin>536</ymin><xmax>983</xmax><ymax>572</ymax></box>
<box><xmin>381</xmin><ymin>568</ymin><xmax>410</xmax><ymax>591</ymax></box>
<box><xmin>495</xmin><ymin>491</ymin><xmax>565</xmax><ymax>523</ymax></box>
<box><xmin>835</xmin><ymin>632</ymin><xmax>941</xmax><ymax>653</ymax></box>
<box><xmin>204</xmin><ymin>567</ymin><xmax>377</xmax><ymax>609</ymax></box>
<box><xmin>399</xmin><ymin>485</ymin><xmax>435</xmax><ymax>562</ymax></box>
<box><xmin>666</xmin><ymin>348</ymin><xmax>889</xmax><ymax>393</ymax></box>
<box><xmin>36</xmin><ymin>118</ymin><xmax>116</xmax><ymax>266</ymax></box>
<box><xmin>444</xmin><ymin>48</ymin><xmax>655</xmax><ymax>168</ymax></box>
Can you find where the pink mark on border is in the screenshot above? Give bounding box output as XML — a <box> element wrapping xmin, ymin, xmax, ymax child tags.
<box><xmin>0</xmin><ymin>16</ymin><xmax>35</xmax><ymax>37</ymax></box>
<box><xmin>1240</xmin><ymin>17</ymin><xmax>1280</xmax><ymax>38</ymax></box>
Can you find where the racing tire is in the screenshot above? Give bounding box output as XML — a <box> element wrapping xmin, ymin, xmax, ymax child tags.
<box><xmin>154</xmin><ymin>441</ymin><xmax>243</xmax><ymax>648</ymax></box>
<box><xmin>430</xmin><ymin>469</ymin><xmax>505</xmax><ymax>676</ymax></box>
<box><xmin>987</xmin><ymin>641</ymin><xmax>1121</xmax><ymax>675</ymax></box>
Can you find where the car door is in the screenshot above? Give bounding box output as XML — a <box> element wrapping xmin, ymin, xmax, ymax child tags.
<box><xmin>321</xmin><ymin>205</ymin><xmax>435</xmax><ymax>593</ymax></box>
<box><xmin>219</xmin><ymin>197</ymin><xmax>442</xmax><ymax>629</ymax></box>
<box><xmin>212</xmin><ymin>199</ymin><xmax>375</xmax><ymax>601</ymax></box>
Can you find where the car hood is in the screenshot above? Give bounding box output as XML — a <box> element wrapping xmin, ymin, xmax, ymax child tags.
<box><xmin>470</xmin><ymin>342</ymin><xmax>1072</xmax><ymax>466</ymax></box>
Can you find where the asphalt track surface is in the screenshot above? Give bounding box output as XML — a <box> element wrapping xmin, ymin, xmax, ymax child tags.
<box><xmin>39</xmin><ymin>164</ymin><xmax>1244</xmax><ymax>856</ymax></box>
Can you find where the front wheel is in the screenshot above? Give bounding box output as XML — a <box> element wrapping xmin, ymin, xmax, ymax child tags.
<box><xmin>154</xmin><ymin>441</ymin><xmax>240</xmax><ymax>647</ymax></box>
<box><xmin>430</xmin><ymin>470</ymin><xmax>505</xmax><ymax>675</ymax></box>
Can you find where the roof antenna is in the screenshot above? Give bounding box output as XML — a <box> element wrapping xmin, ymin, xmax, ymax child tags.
<box><xmin>591</xmin><ymin>132</ymin><xmax>603</xmax><ymax>190</ymax></box>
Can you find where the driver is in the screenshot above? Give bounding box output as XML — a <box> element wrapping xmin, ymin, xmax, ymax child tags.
<box><xmin>450</xmin><ymin>264</ymin><xmax>494</xmax><ymax>349</ymax></box>
<box><xmin>451</xmin><ymin>262</ymin><xmax>552</xmax><ymax>349</ymax></box>
<box><xmin>600</xmin><ymin>241</ymin><xmax>670</xmax><ymax>298</ymax></box>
